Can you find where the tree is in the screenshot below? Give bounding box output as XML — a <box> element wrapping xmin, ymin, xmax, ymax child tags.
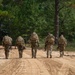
<box><xmin>54</xmin><ymin>0</ymin><xmax>59</xmax><ymax>44</ymax></box>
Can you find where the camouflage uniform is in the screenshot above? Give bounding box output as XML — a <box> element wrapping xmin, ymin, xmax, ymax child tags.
<box><xmin>29</xmin><ymin>32</ymin><xmax>39</xmax><ymax>58</ymax></box>
<box><xmin>2</xmin><ymin>35</ymin><xmax>12</xmax><ymax>59</ymax></box>
<box><xmin>58</xmin><ymin>35</ymin><xmax>67</xmax><ymax>57</ymax></box>
<box><xmin>16</xmin><ymin>36</ymin><xmax>25</xmax><ymax>58</ymax></box>
<box><xmin>9</xmin><ymin>37</ymin><xmax>12</xmax><ymax>49</ymax></box>
<box><xmin>45</xmin><ymin>33</ymin><xmax>55</xmax><ymax>58</ymax></box>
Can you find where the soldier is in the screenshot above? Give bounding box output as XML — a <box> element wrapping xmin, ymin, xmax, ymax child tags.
<box><xmin>16</xmin><ymin>36</ymin><xmax>25</xmax><ymax>58</ymax></box>
<box><xmin>2</xmin><ymin>35</ymin><xmax>12</xmax><ymax>59</ymax></box>
<box><xmin>29</xmin><ymin>32</ymin><xmax>39</xmax><ymax>58</ymax></box>
<box><xmin>45</xmin><ymin>33</ymin><xmax>55</xmax><ymax>58</ymax></box>
<box><xmin>45</xmin><ymin>33</ymin><xmax>55</xmax><ymax>50</ymax></box>
<box><xmin>57</xmin><ymin>34</ymin><xmax>67</xmax><ymax>57</ymax></box>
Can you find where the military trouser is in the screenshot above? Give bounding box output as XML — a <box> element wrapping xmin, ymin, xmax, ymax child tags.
<box><xmin>31</xmin><ymin>47</ymin><xmax>37</xmax><ymax>58</ymax></box>
<box><xmin>18</xmin><ymin>50</ymin><xmax>23</xmax><ymax>58</ymax></box>
<box><xmin>47</xmin><ymin>46</ymin><xmax>52</xmax><ymax>58</ymax></box>
<box><xmin>45</xmin><ymin>42</ymin><xmax>53</xmax><ymax>58</ymax></box>
<box><xmin>58</xmin><ymin>44</ymin><xmax>65</xmax><ymax>57</ymax></box>
<box><xmin>18</xmin><ymin>45</ymin><xmax>24</xmax><ymax>58</ymax></box>
<box><xmin>31</xmin><ymin>41</ymin><xmax>38</xmax><ymax>58</ymax></box>
<box><xmin>4</xmin><ymin>45</ymin><xmax>10</xmax><ymax>59</ymax></box>
<box><xmin>60</xmin><ymin>50</ymin><xmax>64</xmax><ymax>57</ymax></box>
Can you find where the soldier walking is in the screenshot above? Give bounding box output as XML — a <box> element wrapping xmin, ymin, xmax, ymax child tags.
<box><xmin>29</xmin><ymin>32</ymin><xmax>39</xmax><ymax>58</ymax></box>
<box><xmin>16</xmin><ymin>36</ymin><xmax>25</xmax><ymax>58</ymax></box>
<box><xmin>2</xmin><ymin>35</ymin><xmax>12</xmax><ymax>59</ymax></box>
<box><xmin>57</xmin><ymin>34</ymin><xmax>67</xmax><ymax>57</ymax></box>
<box><xmin>45</xmin><ymin>33</ymin><xmax>55</xmax><ymax>58</ymax></box>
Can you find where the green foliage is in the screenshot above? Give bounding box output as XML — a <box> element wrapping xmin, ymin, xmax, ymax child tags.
<box><xmin>0</xmin><ymin>0</ymin><xmax>75</xmax><ymax>44</ymax></box>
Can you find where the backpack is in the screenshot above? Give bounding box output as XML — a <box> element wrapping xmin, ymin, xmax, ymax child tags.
<box><xmin>16</xmin><ymin>36</ymin><xmax>25</xmax><ymax>45</ymax></box>
<box><xmin>30</xmin><ymin>34</ymin><xmax>39</xmax><ymax>42</ymax></box>
<box><xmin>47</xmin><ymin>38</ymin><xmax>55</xmax><ymax>44</ymax></box>
<box><xmin>58</xmin><ymin>37</ymin><xmax>67</xmax><ymax>45</ymax></box>
<box><xmin>3</xmin><ymin>36</ymin><xmax>11</xmax><ymax>45</ymax></box>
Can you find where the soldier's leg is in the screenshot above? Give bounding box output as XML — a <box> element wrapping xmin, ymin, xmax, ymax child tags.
<box><xmin>59</xmin><ymin>45</ymin><xmax>62</xmax><ymax>57</ymax></box>
<box><xmin>33</xmin><ymin>49</ymin><xmax>36</xmax><ymax>58</ymax></box>
<box><xmin>60</xmin><ymin>46</ymin><xmax>64</xmax><ymax>57</ymax></box>
<box><xmin>5</xmin><ymin>50</ymin><xmax>8</xmax><ymax>59</ymax></box>
<box><xmin>31</xmin><ymin>48</ymin><xmax>34</xmax><ymax>58</ymax></box>
<box><xmin>60</xmin><ymin>50</ymin><xmax>64</xmax><ymax>57</ymax></box>
<box><xmin>47</xmin><ymin>50</ymin><xmax>49</xmax><ymax>58</ymax></box>
<box><xmin>20</xmin><ymin>50</ymin><xmax>23</xmax><ymax>58</ymax></box>
<box><xmin>17</xmin><ymin>47</ymin><xmax>20</xmax><ymax>58</ymax></box>
<box><xmin>62</xmin><ymin>46</ymin><xmax>65</xmax><ymax>56</ymax></box>
<box><xmin>34</xmin><ymin>48</ymin><xmax>37</xmax><ymax>58</ymax></box>
<box><xmin>18</xmin><ymin>45</ymin><xmax>23</xmax><ymax>58</ymax></box>
<box><xmin>21</xmin><ymin>46</ymin><xmax>25</xmax><ymax>58</ymax></box>
<box><xmin>19</xmin><ymin>50</ymin><xmax>20</xmax><ymax>58</ymax></box>
<box><xmin>5</xmin><ymin>47</ymin><xmax>9</xmax><ymax>59</ymax></box>
<box><xmin>62</xmin><ymin>51</ymin><xmax>64</xmax><ymax>55</ymax></box>
<box><xmin>50</xmin><ymin>47</ymin><xmax>52</xmax><ymax>58</ymax></box>
<box><xmin>19</xmin><ymin>50</ymin><xmax>22</xmax><ymax>58</ymax></box>
<box><xmin>61</xmin><ymin>50</ymin><xmax>64</xmax><ymax>57</ymax></box>
<box><xmin>21</xmin><ymin>50</ymin><xmax>23</xmax><ymax>58</ymax></box>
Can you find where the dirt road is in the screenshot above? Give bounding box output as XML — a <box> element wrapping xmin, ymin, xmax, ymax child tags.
<box><xmin>0</xmin><ymin>46</ymin><xmax>75</xmax><ymax>75</ymax></box>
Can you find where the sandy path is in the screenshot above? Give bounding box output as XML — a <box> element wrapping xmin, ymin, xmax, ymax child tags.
<box><xmin>0</xmin><ymin>46</ymin><xmax>75</xmax><ymax>75</ymax></box>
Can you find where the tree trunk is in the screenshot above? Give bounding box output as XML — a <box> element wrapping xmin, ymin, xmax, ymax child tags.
<box><xmin>54</xmin><ymin>0</ymin><xmax>59</xmax><ymax>44</ymax></box>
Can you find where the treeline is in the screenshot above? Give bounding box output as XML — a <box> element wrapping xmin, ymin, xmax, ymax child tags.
<box><xmin>0</xmin><ymin>0</ymin><xmax>75</xmax><ymax>43</ymax></box>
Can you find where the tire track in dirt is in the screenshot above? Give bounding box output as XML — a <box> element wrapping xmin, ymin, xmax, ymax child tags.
<box><xmin>0</xmin><ymin>47</ymin><xmax>75</xmax><ymax>75</ymax></box>
<box><xmin>37</xmin><ymin>50</ymin><xmax>75</xmax><ymax>75</ymax></box>
<box><xmin>0</xmin><ymin>59</ymin><xmax>22</xmax><ymax>75</ymax></box>
<box><xmin>0</xmin><ymin>48</ymin><xmax>50</xmax><ymax>75</ymax></box>
<box><xmin>41</xmin><ymin>57</ymin><xmax>75</xmax><ymax>75</ymax></box>
<box><xmin>23</xmin><ymin>51</ymin><xmax>50</xmax><ymax>75</ymax></box>
<box><xmin>27</xmin><ymin>59</ymin><xmax>50</xmax><ymax>75</ymax></box>
<box><xmin>53</xmin><ymin>57</ymin><xmax>75</xmax><ymax>75</ymax></box>
<box><xmin>39</xmin><ymin>59</ymin><xmax>62</xmax><ymax>75</ymax></box>
<box><xmin>11</xmin><ymin>59</ymin><xmax>32</xmax><ymax>75</ymax></box>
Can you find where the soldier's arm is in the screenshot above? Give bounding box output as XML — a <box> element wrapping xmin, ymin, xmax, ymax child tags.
<box><xmin>64</xmin><ymin>38</ymin><xmax>67</xmax><ymax>46</ymax></box>
<box><xmin>65</xmin><ymin>39</ymin><xmax>67</xmax><ymax>45</ymax></box>
<box><xmin>36</xmin><ymin>38</ymin><xmax>39</xmax><ymax>47</ymax></box>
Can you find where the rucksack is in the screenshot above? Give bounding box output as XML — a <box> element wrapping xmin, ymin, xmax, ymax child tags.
<box><xmin>16</xmin><ymin>36</ymin><xmax>25</xmax><ymax>45</ymax></box>
<box><xmin>47</xmin><ymin>38</ymin><xmax>55</xmax><ymax>44</ymax></box>
<box><xmin>58</xmin><ymin>37</ymin><xmax>67</xmax><ymax>45</ymax></box>
<box><xmin>3</xmin><ymin>36</ymin><xmax>11</xmax><ymax>45</ymax></box>
<box><xmin>30</xmin><ymin>34</ymin><xmax>39</xmax><ymax>42</ymax></box>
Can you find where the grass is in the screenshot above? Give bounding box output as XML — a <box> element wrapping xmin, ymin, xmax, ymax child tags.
<box><xmin>25</xmin><ymin>39</ymin><xmax>75</xmax><ymax>51</ymax></box>
<box><xmin>39</xmin><ymin>40</ymin><xmax>75</xmax><ymax>51</ymax></box>
<box><xmin>65</xmin><ymin>46</ymin><xmax>75</xmax><ymax>51</ymax></box>
<box><xmin>65</xmin><ymin>42</ymin><xmax>75</xmax><ymax>51</ymax></box>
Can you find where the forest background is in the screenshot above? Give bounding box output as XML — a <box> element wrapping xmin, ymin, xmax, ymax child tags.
<box><xmin>0</xmin><ymin>0</ymin><xmax>75</xmax><ymax>50</ymax></box>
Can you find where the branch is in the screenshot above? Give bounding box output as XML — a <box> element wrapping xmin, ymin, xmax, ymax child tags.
<box><xmin>59</xmin><ymin>4</ymin><xmax>72</xmax><ymax>12</ymax></box>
